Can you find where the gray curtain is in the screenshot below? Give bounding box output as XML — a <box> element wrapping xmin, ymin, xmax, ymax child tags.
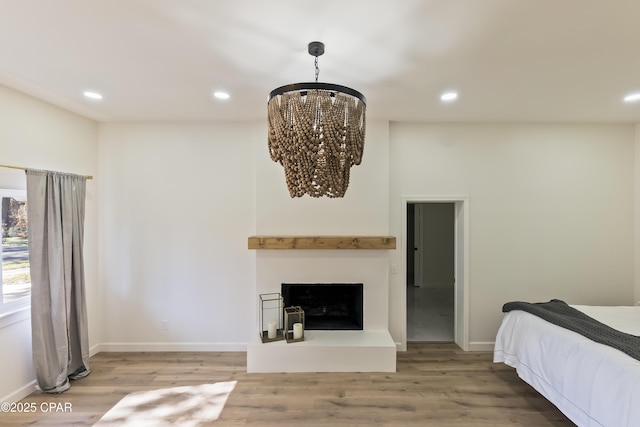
<box><xmin>26</xmin><ymin>169</ymin><xmax>90</xmax><ymax>393</ymax></box>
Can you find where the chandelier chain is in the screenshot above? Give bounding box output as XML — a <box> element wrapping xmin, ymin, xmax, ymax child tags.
<box><xmin>314</xmin><ymin>56</ymin><xmax>319</xmax><ymax>83</ymax></box>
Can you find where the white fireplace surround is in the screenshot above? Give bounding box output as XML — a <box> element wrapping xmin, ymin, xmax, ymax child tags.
<box><xmin>247</xmin><ymin>250</ymin><xmax>396</xmax><ymax>372</ymax></box>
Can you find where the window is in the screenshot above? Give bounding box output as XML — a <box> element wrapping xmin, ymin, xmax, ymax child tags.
<box><xmin>1</xmin><ymin>189</ymin><xmax>30</xmax><ymax>314</ymax></box>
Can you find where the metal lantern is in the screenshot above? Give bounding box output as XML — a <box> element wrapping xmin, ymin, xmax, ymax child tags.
<box><xmin>284</xmin><ymin>306</ymin><xmax>305</xmax><ymax>343</ymax></box>
<box><xmin>259</xmin><ymin>293</ymin><xmax>284</xmax><ymax>343</ymax></box>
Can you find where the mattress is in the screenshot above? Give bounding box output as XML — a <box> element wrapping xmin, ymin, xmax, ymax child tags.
<box><xmin>493</xmin><ymin>305</ymin><xmax>640</xmax><ymax>427</ymax></box>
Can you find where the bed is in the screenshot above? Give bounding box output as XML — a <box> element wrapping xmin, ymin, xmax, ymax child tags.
<box><xmin>493</xmin><ymin>301</ymin><xmax>640</xmax><ymax>427</ymax></box>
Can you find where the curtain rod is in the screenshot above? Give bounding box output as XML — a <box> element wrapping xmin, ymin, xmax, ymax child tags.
<box><xmin>0</xmin><ymin>163</ymin><xmax>93</xmax><ymax>180</ymax></box>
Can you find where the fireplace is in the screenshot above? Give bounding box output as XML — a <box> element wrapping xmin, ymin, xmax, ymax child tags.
<box><xmin>281</xmin><ymin>283</ymin><xmax>363</xmax><ymax>330</ymax></box>
<box><xmin>248</xmin><ymin>250</ymin><xmax>395</xmax><ymax>373</ymax></box>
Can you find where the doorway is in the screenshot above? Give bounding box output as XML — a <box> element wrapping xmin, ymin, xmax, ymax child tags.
<box><xmin>406</xmin><ymin>202</ymin><xmax>455</xmax><ymax>342</ymax></box>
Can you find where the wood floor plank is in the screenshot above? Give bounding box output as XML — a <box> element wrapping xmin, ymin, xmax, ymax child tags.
<box><xmin>0</xmin><ymin>343</ymin><xmax>575</xmax><ymax>426</ymax></box>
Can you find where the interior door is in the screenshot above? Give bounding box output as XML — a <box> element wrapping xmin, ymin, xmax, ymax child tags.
<box><xmin>413</xmin><ymin>203</ymin><xmax>424</xmax><ymax>287</ymax></box>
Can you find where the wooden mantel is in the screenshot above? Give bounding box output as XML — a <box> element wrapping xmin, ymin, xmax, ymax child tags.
<box><xmin>248</xmin><ymin>236</ymin><xmax>396</xmax><ymax>250</ymax></box>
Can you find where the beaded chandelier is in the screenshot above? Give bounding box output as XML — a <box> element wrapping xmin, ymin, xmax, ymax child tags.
<box><xmin>267</xmin><ymin>42</ymin><xmax>366</xmax><ymax>198</ymax></box>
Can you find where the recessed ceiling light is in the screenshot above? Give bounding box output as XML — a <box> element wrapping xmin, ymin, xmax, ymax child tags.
<box><xmin>83</xmin><ymin>91</ymin><xmax>103</xmax><ymax>100</ymax></box>
<box><xmin>623</xmin><ymin>92</ymin><xmax>640</xmax><ymax>103</ymax></box>
<box><xmin>213</xmin><ymin>91</ymin><xmax>230</xmax><ymax>100</ymax></box>
<box><xmin>440</xmin><ymin>91</ymin><xmax>458</xmax><ymax>102</ymax></box>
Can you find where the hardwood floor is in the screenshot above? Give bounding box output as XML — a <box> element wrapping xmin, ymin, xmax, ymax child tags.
<box><xmin>2</xmin><ymin>343</ymin><xmax>574</xmax><ymax>426</ymax></box>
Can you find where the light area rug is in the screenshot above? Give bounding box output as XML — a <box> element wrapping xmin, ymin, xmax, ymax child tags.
<box><xmin>94</xmin><ymin>381</ymin><xmax>236</xmax><ymax>426</ymax></box>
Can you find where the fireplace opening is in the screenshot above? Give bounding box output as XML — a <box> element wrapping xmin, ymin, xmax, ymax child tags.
<box><xmin>281</xmin><ymin>283</ymin><xmax>363</xmax><ymax>330</ymax></box>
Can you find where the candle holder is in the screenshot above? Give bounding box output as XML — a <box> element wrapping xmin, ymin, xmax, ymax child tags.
<box><xmin>259</xmin><ymin>293</ymin><xmax>284</xmax><ymax>343</ymax></box>
<box><xmin>284</xmin><ymin>306</ymin><xmax>305</xmax><ymax>343</ymax></box>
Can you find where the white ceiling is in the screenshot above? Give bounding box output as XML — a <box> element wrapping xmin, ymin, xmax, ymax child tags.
<box><xmin>1</xmin><ymin>0</ymin><xmax>640</xmax><ymax>123</ymax></box>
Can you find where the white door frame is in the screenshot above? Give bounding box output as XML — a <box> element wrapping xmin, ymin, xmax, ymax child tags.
<box><xmin>401</xmin><ymin>195</ymin><xmax>469</xmax><ymax>351</ymax></box>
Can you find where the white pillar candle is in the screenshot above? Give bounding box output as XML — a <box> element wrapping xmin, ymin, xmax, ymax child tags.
<box><xmin>293</xmin><ymin>322</ymin><xmax>303</xmax><ymax>339</ymax></box>
<box><xmin>267</xmin><ymin>321</ymin><xmax>277</xmax><ymax>339</ymax></box>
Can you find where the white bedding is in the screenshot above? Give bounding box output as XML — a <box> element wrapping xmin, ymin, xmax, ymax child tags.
<box><xmin>493</xmin><ymin>305</ymin><xmax>640</xmax><ymax>427</ymax></box>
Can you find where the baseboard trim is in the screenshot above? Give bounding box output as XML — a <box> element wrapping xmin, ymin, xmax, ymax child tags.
<box><xmin>1</xmin><ymin>380</ymin><xmax>36</xmax><ymax>404</ymax></box>
<box><xmin>90</xmin><ymin>343</ymin><xmax>102</xmax><ymax>357</ymax></box>
<box><xmin>468</xmin><ymin>341</ymin><xmax>495</xmax><ymax>351</ymax></box>
<box><xmin>95</xmin><ymin>341</ymin><xmax>493</xmax><ymax>353</ymax></box>
<box><xmin>98</xmin><ymin>342</ymin><xmax>247</xmax><ymax>352</ymax></box>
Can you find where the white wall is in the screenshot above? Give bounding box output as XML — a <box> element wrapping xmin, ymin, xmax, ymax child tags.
<box><xmin>97</xmin><ymin>120</ymin><xmax>390</xmax><ymax>348</ymax></box>
<box><xmin>389</xmin><ymin>123</ymin><xmax>635</xmax><ymax>347</ymax></box>
<box><xmin>98</xmin><ymin>122</ymin><xmax>257</xmax><ymax>350</ymax></box>
<box><xmin>0</xmin><ymin>84</ymin><xmax>98</xmax><ymax>401</ymax></box>
<box><xmin>256</xmin><ymin>120</ymin><xmax>390</xmax><ymax>234</ymax></box>
<box><xmin>96</xmin><ymin>120</ymin><xmax>637</xmax><ymax>351</ymax></box>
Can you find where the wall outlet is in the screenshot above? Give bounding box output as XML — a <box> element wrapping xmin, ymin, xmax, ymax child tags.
<box><xmin>161</xmin><ymin>320</ymin><xmax>169</xmax><ymax>331</ymax></box>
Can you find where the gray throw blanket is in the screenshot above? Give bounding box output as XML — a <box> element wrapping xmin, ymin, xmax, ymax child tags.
<box><xmin>503</xmin><ymin>299</ymin><xmax>640</xmax><ymax>361</ymax></box>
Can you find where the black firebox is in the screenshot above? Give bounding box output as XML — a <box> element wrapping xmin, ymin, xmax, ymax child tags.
<box><xmin>281</xmin><ymin>283</ymin><xmax>363</xmax><ymax>330</ymax></box>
